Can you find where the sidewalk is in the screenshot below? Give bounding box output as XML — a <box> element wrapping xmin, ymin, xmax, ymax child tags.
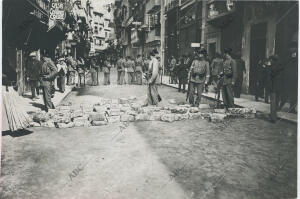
<box><xmin>22</xmin><ymin>86</ymin><xmax>74</xmax><ymax>113</ymax></box>
<box><xmin>162</xmin><ymin>76</ymin><xmax>297</xmax><ymax>124</ymax></box>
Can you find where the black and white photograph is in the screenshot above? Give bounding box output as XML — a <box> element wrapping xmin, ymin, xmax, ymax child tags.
<box><xmin>1</xmin><ymin>0</ymin><xmax>298</xmax><ymax>198</ymax></box>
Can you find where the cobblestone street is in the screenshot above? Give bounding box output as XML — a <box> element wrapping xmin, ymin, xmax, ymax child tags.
<box><xmin>1</xmin><ymin>69</ymin><xmax>297</xmax><ymax>199</ymax></box>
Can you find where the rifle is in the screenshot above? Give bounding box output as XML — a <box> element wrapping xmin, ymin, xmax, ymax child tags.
<box><xmin>186</xmin><ymin>75</ymin><xmax>191</xmax><ymax>102</ymax></box>
<box><xmin>215</xmin><ymin>73</ymin><xmax>224</xmax><ymax>108</ymax></box>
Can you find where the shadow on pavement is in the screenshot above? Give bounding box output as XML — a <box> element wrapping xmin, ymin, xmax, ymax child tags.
<box><xmin>30</xmin><ymin>102</ymin><xmax>45</xmax><ymax>110</ymax></box>
<box><xmin>2</xmin><ymin>129</ymin><xmax>34</xmax><ymax>137</ymax></box>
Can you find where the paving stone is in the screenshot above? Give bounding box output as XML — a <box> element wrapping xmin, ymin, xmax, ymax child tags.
<box><xmin>30</xmin><ymin>122</ymin><xmax>41</xmax><ymax>127</ymax></box>
<box><xmin>71</xmin><ymin>110</ymin><xmax>84</xmax><ymax>118</ymax></box>
<box><xmin>149</xmin><ymin>112</ymin><xmax>164</xmax><ymax>121</ymax></box>
<box><xmin>189</xmin><ymin>113</ymin><xmax>203</xmax><ymax>120</ymax></box>
<box><xmin>88</xmin><ymin>113</ymin><xmax>107</xmax><ymax>122</ymax></box>
<box><xmin>135</xmin><ymin>114</ymin><xmax>150</xmax><ymax>121</ymax></box>
<box><xmin>120</xmin><ymin>114</ymin><xmax>135</xmax><ymax>122</ymax></box>
<box><xmin>53</xmin><ymin>116</ymin><xmax>71</xmax><ymax>124</ymax></box>
<box><xmin>179</xmin><ymin>104</ymin><xmax>192</xmax><ymax>108</ymax></box>
<box><xmin>57</xmin><ymin>122</ymin><xmax>75</xmax><ymax>128</ymax></box>
<box><xmin>110</xmin><ymin>103</ymin><xmax>119</xmax><ymax>108</ymax></box>
<box><xmin>111</xmin><ymin>99</ymin><xmax>119</xmax><ymax>104</ymax></box>
<box><xmin>108</xmin><ymin>116</ymin><xmax>120</xmax><ymax>123</ymax></box>
<box><xmin>161</xmin><ymin>114</ymin><xmax>175</xmax><ymax>122</ymax></box>
<box><xmin>92</xmin><ymin>121</ymin><xmax>108</xmax><ymax>126</ymax></box>
<box><xmin>129</xmin><ymin>96</ymin><xmax>137</xmax><ymax>101</ymax></box>
<box><xmin>131</xmin><ymin>103</ymin><xmax>141</xmax><ymax>111</ymax></box>
<box><xmin>210</xmin><ymin>113</ymin><xmax>227</xmax><ymax>122</ymax></box>
<box><xmin>171</xmin><ymin>107</ymin><xmax>188</xmax><ymax>114</ymax></box>
<box><xmin>119</xmin><ymin>98</ymin><xmax>129</xmax><ymax>104</ymax></box>
<box><xmin>40</xmin><ymin>120</ymin><xmax>55</xmax><ymax>128</ymax></box>
<box><xmin>199</xmin><ymin>104</ymin><xmax>211</xmax><ymax>109</ymax></box>
<box><xmin>74</xmin><ymin>121</ymin><xmax>85</xmax><ymax>127</ymax></box>
<box><xmin>168</xmin><ymin>99</ymin><xmax>177</xmax><ymax>104</ymax></box>
<box><xmin>189</xmin><ymin>107</ymin><xmax>200</xmax><ymax>113</ymax></box>
<box><xmin>110</xmin><ymin>109</ymin><xmax>121</xmax><ymax>116</ymax></box>
<box><xmin>127</xmin><ymin>110</ymin><xmax>138</xmax><ymax>116</ymax></box>
<box><xmin>120</xmin><ymin>106</ymin><xmax>131</xmax><ymax>113</ymax></box>
<box><xmin>176</xmin><ymin>114</ymin><xmax>190</xmax><ymax>120</ymax></box>
<box><xmin>214</xmin><ymin>109</ymin><xmax>226</xmax><ymax>114</ymax></box>
<box><xmin>93</xmin><ymin>106</ymin><xmax>108</xmax><ymax>113</ymax></box>
<box><xmin>73</xmin><ymin>117</ymin><xmax>87</xmax><ymax>123</ymax></box>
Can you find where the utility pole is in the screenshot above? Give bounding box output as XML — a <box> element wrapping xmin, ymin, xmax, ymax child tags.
<box><xmin>201</xmin><ymin>0</ymin><xmax>207</xmax><ymax>48</ymax></box>
<box><xmin>195</xmin><ymin>0</ymin><xmax>200</xmax><ymax>44</ymax></box>
<box><xmin>160</xmin><ymin>0</ymin><xmax>165</xmax><ymax>75</ymax></box>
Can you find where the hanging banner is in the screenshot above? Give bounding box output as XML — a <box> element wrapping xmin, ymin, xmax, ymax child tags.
<box><xmin>48</xmin><ymin>0</ymin><xmax>66</xmax><ymax>31</ymax></box>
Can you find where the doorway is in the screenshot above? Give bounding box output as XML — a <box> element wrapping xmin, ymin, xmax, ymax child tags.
<box><xmin>249</xmin><ymin>22</ymin><xmax>267</xmax><ymax>94</ymax></box>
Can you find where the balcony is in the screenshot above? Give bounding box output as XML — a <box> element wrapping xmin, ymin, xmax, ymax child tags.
<box><xmin>206</xmin><ymin>0</ymin><xmax>236</xmax><ymax>28</ymax></box>
<box><xmin>146</xmin><ymin>0</ymin><xmax>161</xmax><ymax>14</ymax></box>
<box><xmin>165</xmin><ymin>0</ymin><xmax>179</xmax><ymax>13</ymax></box>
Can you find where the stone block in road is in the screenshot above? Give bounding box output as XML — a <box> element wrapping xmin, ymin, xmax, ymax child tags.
<box><xmin>127</xmin><ymin>110</ymin><xmax>138</xmax><ymax>116</ymax></box>
<box><xmin>210</xmin><ymin>113</ymin><xmax>227</xmax><ymax>122</ymax></box>
<box><xmin>161</xmin><ymin>114</ymin><xmax>175</xmax><ymax>122</ymax></box>
<box><xmin>88</xmin><ymin>113</ymin><xmax>107</xmax><ymax>122</ymax></box>
<box><xmin>198</xmin><ymin>104</ymin><xmax>210</xmax><ymax>109</ymax></box>
<box><xmin>176</xmin><ymin>114</ymin><xmax>189</xmax><ymax>121</ymax></box>
<box><xmin>30</xmin><ymin>122</ymin><xmax>41</xmax><ymax>127</ymax></box>
<box><xmin>120</xmin><ymin>114</ymin><xmax>135</xmax><ymax>122</ymax></box>
<box><xmin>71</xmin><ymin>110</ymin><xmax>84</xmax><ymax>118</ymax></box>
<box><xmin>189</xmin><ymin>113</ymin><xmax>203</xmax><ymax>120</ymax></box>
<box><xmin>120</xmin><ymin>106</ymin><xmax>131</xmax><ymax>113</ymax></box>
<box><xmin>93</xmin><ymin>106</ymin><xmax>108</xmax><ymax>113</ymax></box>
<box><xmin>135</xmin><ymin>114</ymin><xmax>150</xmax><ymax>121</ymax></box>
<box><xmin>179</xmin><ymin>104</ymin><xmax>192</xmax><ymax>108</ymax></box>
<box><xmin>110</xmin><ymin>108</ymin><xmax>121</xmax><ymax>116</ymax></box>
<box><xmin>171</xmin><ymin>107</ymin><xmax>188</xmax><ymax>114</ymax></box>
<box><xmin>129</xmin><ymin>96</ymin><xmax>137</xmax><ymax>101</ymax></box>
<box><xmin>149</xmin><ymin>112</ymin><xmax>164</xmax><ymax>121</ymax></box>
<box><xmin>56</xmin><ymin>122</ymin><xmax>75</xmax><ymax>128</ymax></box>
<box><xmin>53</xmin><ymin>116</ymin><xmax>71</xmax><ymax>124</ymax></box>
<box><xmin>189</xmin><ymin>107</ymin><xmax>199</xmax><ymax>113</ymax></box>
<box><xmin>92</xmin><ymin>121</ymin><xmax>108</xmax><ymax>126</ymax></box>
<box><xmin>108</xmin><ymin>116</ymin><xmax>120</xmax><ymax>123</ymax></box>
<box><xmin>111</xmin><ymin>99</ymin><xmax>119</xmax><ymax>104</ymax></box>
<box><xmin>214</xmin><ymin>109</ymin><xmax>226</xmax><ymax>114</ymax></box>
<box><xmin>168</xmin><ymin>99</ymin><xmax>177</xmax><ymax>104</ymax></box>
<box><xmin>131</xmin><ymin>103</ymin><xmax>141</xmax><ymax>111</ymax></box>
<box><xmin>119</xmin><ymin>98</ymin><xmax>129</xmax><ymax>104</ymax></box>
<box><xmin>73</xmin><ymin>117</ymin><xmax>87</xmax><ymax>124</ymax></box>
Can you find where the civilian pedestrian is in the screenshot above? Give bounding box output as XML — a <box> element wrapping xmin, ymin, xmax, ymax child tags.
<box><xmin>26</xmin><ymin>52</ymin><xmax>41</xmax><ymax>100</ymax></box>
<box><xmin>135</xmin><ymin>55</ymin><xmax>143</xmax><ymax>85</ymax></box>
<box><xmin>103</xmin><ymin>58</ymin><xmax>111</xmax><ymax>85</ymax></box>
<box><xmin>56</xmin><ymin>57</ymin><xmax>67</xmax><ymax>93</ymax></box>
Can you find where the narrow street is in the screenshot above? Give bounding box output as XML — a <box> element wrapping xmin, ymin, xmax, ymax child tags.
<box><xmin>1</xmin><ymin>69</ymin><xmax>297</xmax><ymax>199</ymax></box>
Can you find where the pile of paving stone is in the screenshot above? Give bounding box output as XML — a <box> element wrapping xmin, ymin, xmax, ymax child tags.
<box><xmin>29</xmin><ymin>97</ymin><xmax>256</xmax><ymax>128</ymax></box>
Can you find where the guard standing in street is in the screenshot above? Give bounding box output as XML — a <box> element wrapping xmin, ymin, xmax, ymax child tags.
<box><xmin>234</xmin><ymin>53</ymin><xmax>245</xmax><ymax>98</ymax></box>
<box><xmin>126</xmin><ymin>56</ymin><xmax>135</xmax><ymax>84</ymax></box>
<box><xmin>267</xmin><ymin>55</ymin><xmax>283</xmax><ymax>123</ymax></box>
<box><xmin>188</xmin><ymin>49</ymin><xmax>210</xmax><ymax>107</ymax></box>
<box><xmin>135</xmin><ymin>55</ymin><xmax>143</xmax><ymax>85</ymax></box>
<box><xmin>66</xmin><ymin>54</ymin><xmax>76</xmax><ymax>85</ymax></box>
<box><xmin>116</xmin><ymin>57</ymin><xmax>123</xmax><ymax>84</ymax></box>
<box><xmin>26</xmin><ymin>52</ymin><xmax>41</xmax><ymax>100</ymax></box>
<box><xmin>90</xmin><ymin>57</ymin><xmax>98</xmax><ymax>86</ymax></box>
<box><xmin>222</xmin><ymin>48</ymin><xmax>237</xmax><ymax>109</ymax></box>
<box><xmin>177</xmin><ymin>55</ymin><xmax>188</xmax><ymax>92</ymax></box>
<box><xmin>103</xmin><ymin>58</ymin><xmax>111</xmax><ymax>85</ymax></box>
<box><xmin>56</xmin><ymin>57</ymin><xmax>67</xmax><ymax>93</ymax></box>
<box><xmin>40</xmin><ymin>53</ymin><xmax>58</xmax><ymax>112</ymax></box>
<box><xmin>210</xmin><ymin>52</ymin><xmax>223</xmax><ymax>85</ymax></box>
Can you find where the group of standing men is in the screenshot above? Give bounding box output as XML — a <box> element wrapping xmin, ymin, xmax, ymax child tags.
<box><xmin>168</xmin><ymin>48</ymin><xmax>242</xmax><ymax>109</ymax></box>
<box><xmin>116</xmin><ymin>55</ymin><xmax>154</xmax><ymax>85</ymax></box>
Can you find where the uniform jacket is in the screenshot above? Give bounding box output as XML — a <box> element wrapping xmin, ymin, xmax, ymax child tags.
<box><xmin>210</xmin><ymin>57</ymin><xmax>223</xmax><ymax>76</ymax></box>
<box><xmin>116</xmin><ymin>59</ymin><xmax>124</xmax><ymax>71</ymax></box>
<box><xmin>135</xmin><ymin>57</ymin><xmax>143</xmax><ymax>72</ymax></box>
<box><xmin>223</xmin><ymin>57</ymin><xmax>237</xmax><ymax>85</ymax></box>
<box><xmin>103</xmin><ymin>61</ymin><xmax>111</xmax><ymax>73</ymax></box>
<box><xmin>189</xmin><ymin>59</ymin><xmax>210</xmax><ymax>84</ymax></box>
<box><xmin>40</xmin><ymin>58</ymin><xmax>58</xmax><ymax>85</ymax></box>
<box><xmin>125</xmin><ymin>60</ymin><xmax>135</xmax><ymax>73</ymax></box>
<box><xmin>26</xmin><ymin>59</ymin><xmax>41</xmax><ymax>80</ymax></box>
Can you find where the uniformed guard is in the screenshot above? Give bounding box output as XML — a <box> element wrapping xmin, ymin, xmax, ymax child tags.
<box><xmin>126</xmin><ymin>56</ymin><xmax>135</xmax><ymax>84</ymax></box>
<box><xmin>40</xmin><ymin>53</ymin><xmax>58</xmax><ymax>112</ymax></box>
<box><xmin>90</xmin><ymin>57</ymin><xmax>98</xmax><ymax>86</ymax></box>
<box><xmin>188</xmin><ymin>49</ymin><xmax>210</xmax><ymax>107</ymax></box>
<box><xmin>135</xmin><ymin>55</ymin><xmax>143</xmax><ymax>85</ymax></box>
<box><xmin>222</xmin><ymin>48</ymin><xmax>237</xmax><ymax>109</ymax></box>
<box><xmin>26</xmin><ymin>52</ymin><xmax>42</xmax><ymax>100</ymax></box>
<box><xmin>103</xmin><ymin>58</ymin><xmax>111</xmax><ymax>85</ymax></box>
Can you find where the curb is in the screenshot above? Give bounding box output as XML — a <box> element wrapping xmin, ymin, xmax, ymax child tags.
<box><xmin>162</xmin><ymin>83</ymin><xmax>297</xmax><ymax>124</ymax></box>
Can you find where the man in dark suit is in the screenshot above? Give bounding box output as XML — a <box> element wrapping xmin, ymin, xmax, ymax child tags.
<box><xmin>222</xmin><ymin>48</ymin><xmax>237</xmax><ymax>109</ymax></box>
<box><xmin>40</xmin><ymin>53</ymin><xmax>58</xmax><ymax>112</ymax></box>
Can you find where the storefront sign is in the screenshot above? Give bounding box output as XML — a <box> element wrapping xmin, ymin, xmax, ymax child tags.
<box><xmin>191</xmin><ymin>43</ymin><xmax>201</xmax><ymax>47</ymax></box>
<box><xmin>50</xmin><ymin>1</ymin><xmax>66</xmax><ymax>21</ymax></box>
<box><xmin>131</xmin><ymin>29</ymin><xmax>139</xmax><ymax>44</ymax></box>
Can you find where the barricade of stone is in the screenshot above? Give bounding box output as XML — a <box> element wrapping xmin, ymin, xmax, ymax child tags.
<box><xmin>28</xmin><ymin>97</ymin><xmax>256</xmax><ymax>128</ymax></box>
